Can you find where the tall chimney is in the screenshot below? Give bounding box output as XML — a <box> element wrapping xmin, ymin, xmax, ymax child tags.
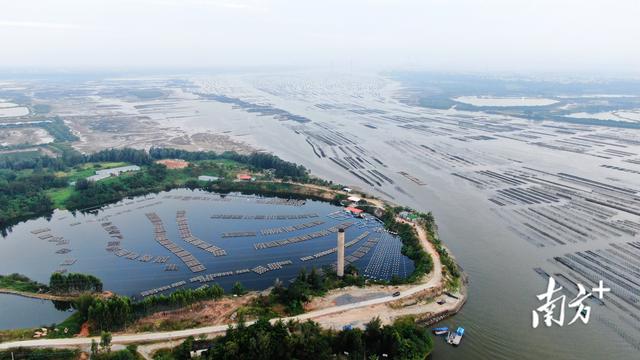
<box><xmin>337</xmin><ymin>228</ymin><xmax>345</xmax><ymax>277</ymax></box>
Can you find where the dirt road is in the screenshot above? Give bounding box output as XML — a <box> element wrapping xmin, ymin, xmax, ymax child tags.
<box><xmin>0</xmin><ymin>288</ymin><xmax>76</xmax><ymax>302</ymax></box>
<box><xmin>0</xmin><ymin>217</ymin><xmax>462</xmax><ymax>351</ymax></box>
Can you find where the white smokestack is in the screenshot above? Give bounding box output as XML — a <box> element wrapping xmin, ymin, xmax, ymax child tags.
<box><xmin>337</xmin><ymin>228</ymin><xmax>345</xmax><ymax>277</ymax></box>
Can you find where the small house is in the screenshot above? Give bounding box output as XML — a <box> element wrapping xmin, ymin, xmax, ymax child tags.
<box><xmin>344</xmin><ymin>206</ymin><xmax>364</xmax><ymax>217</ymax></box>
<box><xmin>347</xmin><ymin>196</ymin><xmax>362</xmax><ymax>203</ymax></box>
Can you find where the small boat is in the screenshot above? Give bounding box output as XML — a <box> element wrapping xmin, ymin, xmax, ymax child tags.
<box><xmin>432</xmin><ymin>327</ymin><xmax>449</xmax><ymax>335</ymax></box>
<box><xmin>447</xmin><ymin>327</ymin><xmax>464</xmax><ymax>346</ymax></box>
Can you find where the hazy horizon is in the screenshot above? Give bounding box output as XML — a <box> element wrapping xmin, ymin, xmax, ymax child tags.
<box><xmin>2</xmin><ymin>0</ymin><xmax>640</xmax><ymax>74</ymax></box>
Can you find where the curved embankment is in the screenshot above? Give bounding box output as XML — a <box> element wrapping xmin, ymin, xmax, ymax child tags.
<box><xmin>0</xmin><ymin>288</ymin><xmax>76</xmax><ymax>302</ymax></box>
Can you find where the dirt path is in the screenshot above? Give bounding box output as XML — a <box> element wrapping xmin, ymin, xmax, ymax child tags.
<box><xmin>399</xmin><ymin>217</ymin><xmax>443</xmax><ymax>285</ymax></box>
<box><xmin>127</xmin><ymin>296</ymin><xmax>254</xmax><ymax>333</ymax></box>
<box><xmin>0</xmin><ymin>213</ymin><xmax>465</xmax><ymax>351</ymax></box>
<box><xmin>0</xmin><ymin>288</ymin><xmax>76</xmax><ymax>302</ymax></box>
<box><xmin>289</xmin><ymin>182</ymin><xmax>388</xmax><ymax>208</ymax></box>
<box><xmin>137</xmin><ymin>340</ymin><xmax>183</xmax><ymax>360</ymax></box>
<box><xmin>302</xmin><ymin>217</ymin><xmax>454</xmax><ymax>329</ymax></box>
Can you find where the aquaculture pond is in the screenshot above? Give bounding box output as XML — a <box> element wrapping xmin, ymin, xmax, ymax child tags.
<box><xmin>0</xmin><ymin>188</ymin><xmax>412</xmax><ymax>328</ymax></box>
<box><xmin>0</xmin><ymin>294</ymin><xmax>72</xmax><ymax>330</ymax></box>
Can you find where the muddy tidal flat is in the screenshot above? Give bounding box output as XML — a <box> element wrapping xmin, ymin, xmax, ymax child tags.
<box><xmin>2</xmin><ymin>71</ymin><xmax>640</xmax><ymax>359</ymax></box>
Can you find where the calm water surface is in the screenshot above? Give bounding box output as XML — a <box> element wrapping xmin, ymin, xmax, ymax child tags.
<box><xmin>0</xmin><ymin>189</ymin><xmax>411</xmax><ymax>329</ymax></box>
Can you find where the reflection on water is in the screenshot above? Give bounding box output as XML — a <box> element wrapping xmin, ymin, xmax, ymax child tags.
<box><xmin>0</xmin><ymin>294</ymin><xmax>70</xmax><ymax>330</ymax></box>
<box><xmin>0</xmin><ymin>189</ymin><xmax>412</xmax><ymax>328</ymax></box>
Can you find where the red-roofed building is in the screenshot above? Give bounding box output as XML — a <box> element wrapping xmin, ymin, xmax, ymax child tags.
<box><xmin>237</xmin><ymin>174</ymin><xmax>253</xmax><ymax>181</ymax></box>
<box><xmin>344</xmin><ymin>206</ymin><xmax>364</xmax><ymax>216</ymax></box>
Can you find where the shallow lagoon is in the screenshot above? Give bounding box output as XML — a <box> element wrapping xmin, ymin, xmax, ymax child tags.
<box><xmin>453</xmin><ymin>96</ymin><xmax>558</xmax><ymax>107</ymax></box>
<box><xmin>0</xmin><ymin>294</ymin><xmax>71</xmax><ymax>330</ymax></box>
<box><xmin>0</xmin><ymin>188</ymin><xmax>412</xmax><ymax>329</ymax></box>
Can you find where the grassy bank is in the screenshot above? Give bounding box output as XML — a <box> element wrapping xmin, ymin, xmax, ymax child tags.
<box><xmin>0</xmin><ymin>274</ymin><xmax>48</xmax><ymax>293</ymax></box>
<box><xmin>0</xmin><ymin>311</ymin><xmax>83</xmax><ymax>343</ymax></box>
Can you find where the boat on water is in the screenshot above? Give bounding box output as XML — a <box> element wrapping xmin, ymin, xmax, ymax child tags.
<box><xmin>432</xmin><ymin>327</ymin><xmax>449</xmax><ymax>336</ymax></box>
<box><xmin>447</xmin><ymin>327</ymin><xmax>465</xmax><ymax>346</ymax></box>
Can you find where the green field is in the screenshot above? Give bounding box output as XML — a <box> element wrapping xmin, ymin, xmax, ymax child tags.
<box><xmin>55</xmin><ymin>162</ymin><xmax>130</xmax><ymax>182</ymax></box>
<box><xmin>45</xmin><ymin>187</ymin><xmax>74</xmax><ymax>208</ymax></box>
<box><xmin>46</xmin><ymin>162</ymin><xmax>130</xmax><ymax>207</ymax></box>
<box><xmin>45</xmin><ymin>159</ymin><xmax>255</xmax><ymax>211</ymax></box>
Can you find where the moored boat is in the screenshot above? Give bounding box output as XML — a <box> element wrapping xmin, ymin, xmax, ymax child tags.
<box><xmin>447</xmin><ymin>327</ymin><xmax>465</xmax><ymax>346</ymax></box>
<box><xmin>432</xmin><ymin>327</ymin><xmax>448</xmax><ymax>335</ymax></box>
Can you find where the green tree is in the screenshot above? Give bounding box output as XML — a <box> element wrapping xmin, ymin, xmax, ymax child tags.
<box><xmin>91</xmin><ymin>338</ymin><xmax>99</xmax><ymax>356</ymax></box>
<box><xmin>100</xmin><ymin>331</ymin><xmax>112</xmax><ymax>353</ymax></box>
<box><xmin>232</xmin><ymin>282</ymin><xmax>246</xmax><ymax>296</ymax></box>
<box><xmin>172</xmin><ymin>336</ymin><xmax>194</xmax><ymax>359</ymax></box>
<box><xmin>49</xmin><ymin>272</ymin><xmax>67</xmax><ymax>293</ymax></box>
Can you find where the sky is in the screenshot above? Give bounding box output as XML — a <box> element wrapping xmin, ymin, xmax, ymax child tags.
<box><xmin>1</xmin><ymin>0</ymin><xmax>639</xmax><ymax>73</ymax></box>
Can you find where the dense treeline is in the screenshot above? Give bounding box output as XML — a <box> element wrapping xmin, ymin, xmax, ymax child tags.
<box><xmin>87</xmin><ymin>296</ymin><xmax>134</xmax><ymax>331</ymax></box>
<box><xmin>39</xmin><ymin>117</ymin><xmax>80</xmax><ymax>142</ymax></box>
<box><xmin>379</xmin><ymin>207</ymin><xmax>433</xmax><ymax>283</ymax></box>
<box><xmin>155</xmin><ymin>317</ymin><xmax>433</xmax><ymax>360</ymax></box>
<box><xmin>68</xmin><ymin>267</ymin><xmax>362</xmax><ymax>333</ymax></box>
<box><xmin>148</xmin><ymin>147</ymin><xmax>307</xmax><ymax>179</ymax></box>
<box><xmin>0</xmin><ymin>144</ymin><xmax>81</xmax><ymax>171</ymax></box>
<box><xmin>267</xmin><ymin>266</ymin><xmax>363</xmax><ymax>315</ymax></box>
<box><xmin>74</xmin><ymin>285</ymin><xmax>225</xmax><ymax>331</ymax></box>
<box><xmin>131</xmin><ymin>285</ymin><xmax>224</xmax><ymax>316</ymax></box>
<box><xmin>0</xmin><ymin>170</ymin><xmax>65</xmax><ymax>227</ymax></box>
<box><xmin>200</xmin><ymin>180</ymin><xmax>342</xmax><ymax>205</ymax></box>
<box><xmin>0</xmin><ymin>146</ymin><xmax>307</xmax><ymax>180</ymax></box>
<box><xmin>241</xmin><ymin>265</ymin><xmax>364</xmax><ymax>317</ymax></box>
<box><xmin>49</xmin><ymin>272</ymin><xmax>103</xmax><ymax>294</ymax></box>
<box><xmin>0</xmin><ymin>147</ymin><xmax>152</xmax><ymax>171</ymax></box>
<box><xmin>86</xmin><ymin>148</ymin><xmax>153</xmax><ymax>166</ymax></box>
<box><xmin>270</xmin><ymin>267</ymin><xmax>326</xmax><ymax>314</ymax></box>
<box><xmin>65</xmin><ymin>162</ymin><xmax>169</xmax><ymax>209</ymax></box>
